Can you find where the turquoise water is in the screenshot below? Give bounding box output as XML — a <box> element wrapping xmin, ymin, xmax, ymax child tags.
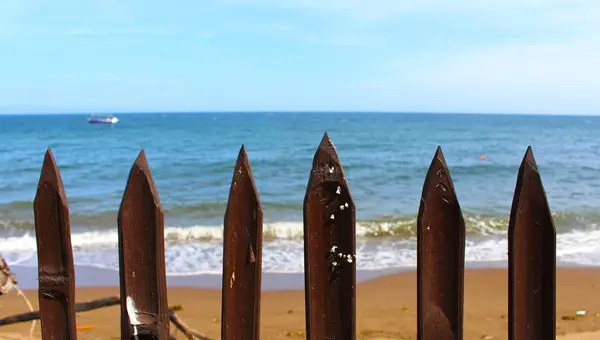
<box><xmin>1</xmin><ymin>112</ymin><xmax>599</xmax><ymax>273</ymax></box>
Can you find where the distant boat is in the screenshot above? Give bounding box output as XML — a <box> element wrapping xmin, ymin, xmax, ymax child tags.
<box><xmin>87</xmin><ymin>114</ymin><xmax>119</xmax><ymax>125</ymax></box>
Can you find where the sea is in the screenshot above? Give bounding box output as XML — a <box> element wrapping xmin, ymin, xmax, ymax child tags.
<box><xmin>1</xmin><ymin>112</ymin><xmax>600</xmax><ymax>277</ymax></box>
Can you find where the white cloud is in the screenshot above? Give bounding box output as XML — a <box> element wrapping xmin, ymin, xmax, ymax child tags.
<box><xmin>224</xmin><ymin>0</ymin><xmax>600</xmax><ymax>22</ymax></box>
<box><xmin>256</xmin><ymin>0</ymin><xmax>600</xmax><ymax>113</ymax></box>
<box><xmin>1</xmin><ymin>0</ymin><xmax>598</xmax><ymax>114</ymax></box>
<box><xmin>219</xmin><ymin>0</ymin><xmax>600</xmax><ymax>50</ymax></box>
<box><xmin>423</xmin><ymin>40</ymin><xmax>598</xmax><ymax>92</ymax></box>
<box><xmin>368</xmin><ymin>37</ymin><xmax>600</xmax><ymax>114</ymax></box>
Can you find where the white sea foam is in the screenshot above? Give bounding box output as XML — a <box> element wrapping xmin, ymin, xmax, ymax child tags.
<box><xmin>2</xmin><ymin>222</ymin><xmax>600</xmax><ymax>274</ymax></box>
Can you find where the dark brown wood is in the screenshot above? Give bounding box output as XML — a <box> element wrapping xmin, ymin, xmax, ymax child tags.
<box><xmin>33</xmin><ymin>148</ymin><xmax>77</xmax><ymax>340</ymax></box>
<box><xmin>508</xmin><ymin>147</ymin><xmax>556</xmax><ymax>340</ymax></box>
<box><xmin>221</xmin><ymin>145</ymin><xmax>263</xmax><ymax>340</ymax></box>
<box><xmin>0</xmin><ymin>295</ymin><xmax>212</xmax><ymax>340</ymax></box>
<box><xmin>417</xmin><ymin>147</ymin><xmax>465</xmax><ymax>340</ymax></box>
<box><xmin>0</xmin><ymin>296</ymin><xmax>120</xmax><ymax>326</ymax></box>
<box><xmin>118</xmin><ymin>150</ymin><xmax>169</xmax><ymax>340</ymax></box>
<box><xmin>303</xmin><ymin>133</ymin><xmax>356</xmax><ymax>340</ymax></box>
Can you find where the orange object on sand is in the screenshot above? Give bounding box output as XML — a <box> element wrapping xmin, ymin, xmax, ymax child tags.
<box><xmin>76</xmin><ymin>325</ymin><xmax>94</xmax><ymax>332</ymax></box>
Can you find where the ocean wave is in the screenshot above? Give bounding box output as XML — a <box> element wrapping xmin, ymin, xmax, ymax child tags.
<box><xmin>1</xmin><ymin>210</ymin><xmax>598</xmax><ymax>254</ymax></box>
<box><xmin>4</xmin><ymin>230</ymin><xmax>600</xmax><ymax>275</ymax></box>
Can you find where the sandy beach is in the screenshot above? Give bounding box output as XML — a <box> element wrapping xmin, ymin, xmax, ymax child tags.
<box><xmin>1</xmin><ymin>268</ymin><xmax>600</xmax><ymax>339</ymax></box>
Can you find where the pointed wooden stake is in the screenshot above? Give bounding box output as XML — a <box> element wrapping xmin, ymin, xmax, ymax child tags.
<box><xmin>508</xmin><ymin>147</ymin><xmax>556</xmax><ymax>340</ymax></box>
<box><xmin>117</xmin><ymin>150</ymin><xmax>169</xmax><ymax>340</ymax></box>
<box><xmin>33</xmin><ymin>148</ymin><xmax>77</xmax><ymax>340</ymax></box>
<box><xmin>221</xmin><ymin>145</ymin><xmax>263</xmax><ymax>340</ymax></box>
<box><xmin>417</xmin><ymin>146</ymin><xmax>465</xmax><ymax>340</ymax></box>
<box><xmin>304</xmin><ymin>133</ymin><xmax>356</xmax><ymax>340</ymax></box>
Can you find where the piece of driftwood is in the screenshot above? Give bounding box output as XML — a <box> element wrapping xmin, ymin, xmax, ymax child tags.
<box><xmin>1</xmin><ymin>254</ymin><xmax>36</xmax><ymax>338</ymax></box>
<box><xmin>0</xmin><ymin>256</ymin><xmax>18</xmax><ymax>296</ymax></box>
<box><xmin>0</xmin><ymin>295</ymin><xmax>215</xmax><ymax>340</ymax></box>
<box><xmin>168</xmin><ymin>309</ymin><xmax>213</xmax><ymax>340</ymax></box>
<box><xmin>0</xmin><ymin>296</ymin><xmax>120</xmax><ymax>326</ymax></box>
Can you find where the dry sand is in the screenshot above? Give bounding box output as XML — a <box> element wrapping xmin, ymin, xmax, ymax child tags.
<box><xmin>2</xmin><ymin>268</ymin><xmax>600</xmax><ymax>339</ymax></box>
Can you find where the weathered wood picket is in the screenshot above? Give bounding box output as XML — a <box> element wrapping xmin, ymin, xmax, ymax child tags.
<box><xmin>32</xmin><ymin>133</ymin><xmax>555</xmax><ymax>339</ymax></box>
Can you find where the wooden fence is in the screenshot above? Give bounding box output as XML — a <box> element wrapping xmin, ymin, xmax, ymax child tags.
<box><xmin>32</xmin><ymin>133</ymin><xmax>555</xmax><ymax>340</ymax></box>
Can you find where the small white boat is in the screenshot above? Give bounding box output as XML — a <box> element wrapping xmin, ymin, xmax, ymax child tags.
<box><xmin>87</xmin><ymin>114</ymin><xmax>119</xmax><ymax>124</ymax></box>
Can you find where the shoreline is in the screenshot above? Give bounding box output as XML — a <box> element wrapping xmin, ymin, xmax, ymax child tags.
<box><xmin>9</xmin><ymin>263</ymin><xmax>408</xmax><ymax>291</ymax></box>
<box><xmin>2</xmin><ymin>268</ymin><xmax>600</xmax><ymax>339</ymax></box>
<box><xmin>8</xmin><ymin>261</ymin><xmax>597</xmax><ymax>291</ymax></box>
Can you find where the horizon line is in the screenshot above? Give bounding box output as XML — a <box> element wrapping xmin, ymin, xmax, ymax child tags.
<box><xmin>1</xmin><ymin>110</ymin><xmax>599</xmax><ymax>117</ymax></box>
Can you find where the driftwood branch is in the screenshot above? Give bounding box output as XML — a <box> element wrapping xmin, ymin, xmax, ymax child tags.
<box><xmin>1</xmin><ymin>255</ymin><xmax>37</xmax><ymax>338</ymax></box>
<box><xmin>168</xmin><ymin>309</ymin><xmax>214</xmax><ymax>340</ymax></box>
<box><xmin>0</xmin><ymin>296</ymin><xmax>215</xmax><ymax>340</ymax></box>
<box><xmin>0</xmin><ymin>256</ymin><xmax>18</xmax><ymax>296</ymax></box>
<box><xmin>0</xmin><ymin>296</ymin><xmax>120</xmax><ymax>326</ymax></box>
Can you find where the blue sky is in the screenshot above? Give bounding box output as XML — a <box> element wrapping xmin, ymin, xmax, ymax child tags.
<box><xmin>0</xmin><ymin>0</ymin><xmax>599</xmax><ymax>114</ymax></box>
